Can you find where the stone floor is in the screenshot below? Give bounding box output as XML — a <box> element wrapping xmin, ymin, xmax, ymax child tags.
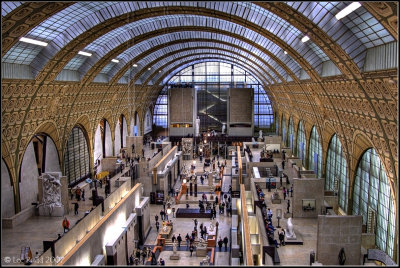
<box><xmin>2</xmin><ymin>144</ymin><xmax>372</xmax><ymax>266</ymax></box>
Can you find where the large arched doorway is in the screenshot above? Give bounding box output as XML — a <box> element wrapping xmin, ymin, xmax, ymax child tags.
<box><xmin>19</xmin><ymin>134</ymin><xmax>61</xmax><ymax>210</ymax></box>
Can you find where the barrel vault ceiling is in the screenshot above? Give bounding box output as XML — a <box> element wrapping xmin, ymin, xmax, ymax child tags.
<box><xmin>1</xmin><ymin>2</ymin><xmax>398</xmax><ymax>207</ymax></box>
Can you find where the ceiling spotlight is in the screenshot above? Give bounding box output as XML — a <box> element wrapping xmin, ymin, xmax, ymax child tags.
<box><xmin>335</xmin><ymin>2</ymin><xmax>361</xmax><ymax>20</ymax></box>
<box><xmin>148</xmin><ymin>67</ymin><xmax>151</xmax><ymax>70</ymax></box>
<box><xmin>284</xmin><ymin>51</ymin><xmax>288</xmax><ymax>54</ymax></box>
<box><xmin>19</xmin><ymin>37</ymin><xmax>48</xmax><ymax>46</ymax></box>
<box><xmin>133</xmin><ymin>64</ymin><xmax>138</xmax><ymax>67</ymax></box>
<box><xmin>111</xmin><ymin>59</ymin><xmax>119</xmax><ymax>63</ymax></box>
<box><xmin>301</xmin><ymin>36</ymin><xmax>310</xmax><ymax>43</ymax></box>
<box><xmin>159</xmin><ymin>70</ymin><xmax>162</xmax><ymax>73</ymax></box>
<box><xmin>78</xmin><ymin>51</ymin><xmax>92</xmax><ymax>57</ymax></box>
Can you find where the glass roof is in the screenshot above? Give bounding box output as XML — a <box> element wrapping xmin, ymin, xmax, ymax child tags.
<box><xmin>2</xmin><ymin>1</ymin><xmax>395</xmax><ymax>84</ymax></box>
<box><xmin>149</xmin><ymin>54</ymin><xmax>270</xmax><ymax>86</ymax></box>
<box><xmin>162</xmin><ymin>58</ymin><xmax>265</xmax><ymax>86</ymax></box>
<box><xmin>285</xmin><ymin>2</ymin><xmax>395</xmax><ymax>68</ymax></box>
<box><xmin>110</xmin><ymin>41</ymin><xmax>280</xmax><ymax>84</ymax></box>
<box><xmin>135</xmin><ymin>48</ymin><xmax>274</xmax><ymax>85</ymax></box>
<box><xmin>100</xmin><ymin>31</ymin><xmax>288</xmax><ymax>82</ymax></box>
<box><xmin>1</xmin><ymin>1</ymin><xmax>23</xmax><ymax>17</ymax></box>
<box><xmin>70</xmin><ymin>14</ymin><xmax>304</xmax><ymax>80</ymax></box>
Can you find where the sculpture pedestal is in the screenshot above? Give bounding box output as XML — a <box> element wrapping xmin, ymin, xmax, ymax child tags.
<box><xmin>285</xmin><ymin>229</ymin><xmax>297</xmax><ymax>240</ymax></box>
<box><xmin>170</xmin><ymin>253</ymin><xmax>180</xmax><ymax>260</ymax></box>
<box><xmin>196</xmin><ymin>246</ymin><xmax>208</xmax><ymax>257</ymax></box>
<box><xmin>39</xmin><ymin>205</ymin><xmax>64</xmax><ymax>216</ymax></box>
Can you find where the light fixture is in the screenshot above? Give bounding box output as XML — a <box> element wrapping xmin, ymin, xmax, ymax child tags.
<box><xmin>183</xmin><ymin>178</ymin><xmax>187</xmax><ymax>184</ymax></box>
<box><xmin>78</xmin><ymin>51</ymin><xmax>92</xmax><ymax>57</ymax></box>
<box><xmin>159</xmin><ymin>70</ymin><xmax>162</xmax><ymax>73</ymax></box>
<box><xmin>148</xmin><ymin>67</ymin><xmax>151</xmax><ymax>70</ymax></box>
<box><xmin>301</xmin><ymin>36</ymin><xmax>310</xmax><ymax>43</ymax></box>
<box><xmin>111</xmin><ymin>59</ymin><xmax>119</xmax><ymax>63</ymax></box>
<box><xmin>335</xmin><ymin>2</ymin><xmax>361</xmax><ymax>20</ymax></box>
<box><xmin>166</xmin><ymin>203</ymin><xmax>172</xmax><ymax>214</ymax></box>
<box><xmin>283</xmin><ymin>51</ymin><xmax>288</xmax><ymax>54</ymax></box>
<box><xmin>133</xmin><ymin>64</ymin><xmax>138</xmax><ymax>67</ymax></box>
<box><xmin>19</xmin><ymin>37</ymin><xmax>48</xmax><ymax>46</ymax></box>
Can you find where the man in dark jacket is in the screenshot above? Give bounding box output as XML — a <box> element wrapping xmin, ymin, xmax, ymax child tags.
<box><xmin>223</xmin><ymin>236</ymin><xmax>229</xmax><ymax>251</ymax></box>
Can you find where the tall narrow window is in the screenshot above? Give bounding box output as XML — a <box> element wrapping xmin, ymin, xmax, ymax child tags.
<box><xmin>296</xmin><ymin>121</ymin><xmax>306</xmax><ymax>166</ymax></box>
<box><xmin>64</xmin><ymin>126</ymin><xmax>90</xmax><ymax>186</ymax></box>
<box><xmin>275</xmin><ymin>113</ymin><xmax>279</xmax><ymax>135</ymax></box>
<box><xmin>153</xmin><ymin>88</ymin><xmax>168</xmax><ymax>128</ymax></box>
<box><xmin>352</xmin><ymin>148</ymin><xmax>395</xmax><ymax>258</ymax></box>
<box><xmin>308</xmin><ymin>126</ymin><xmax>322</xmax><ymax>178</ymax></box>
<box><xmin>325</xmin><ymin>134</ymin><xmax>348</xmax><ymax>211</ymax></box>
<box><xmin>287</xmin><ymin>117</ymin><xmax>294</xmax><ymax>152</ymax></box>
<box><xmin>281</xmin><ymin>115</ymin><xmax>287</xmax><ymax>146</ymax></box>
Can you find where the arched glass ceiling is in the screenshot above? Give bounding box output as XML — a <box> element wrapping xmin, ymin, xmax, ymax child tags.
<box><xmin>160</xmin><ymin>58</ymin><xmax>265</xmax><ymax>86</ymax></box>
<box><xmin>138</xmin><ymin>48</ymin><xmax>274</xmax><ymax>85</ymax></box>
<box><xmin>285</xmin><ymin>2</ymin><xmax>395</xmax><ymax>68</ymax></box>
<box><xmin>2</xmin><ymin>3</ymin><xmax>329</xmax><ymax>78</ymax></box>
<box><xmin>1</xmin><ymin>1</ymin><xmax>23</xmax><ymax>16</ymax></box>
<box><xmin>62</xmin><ymin>14</ymin><xmax>312</xmax><ymax>78</ymax></box>
<box><xmin>140</xmin><ymin>53</ymin><xmax>272</xmax><ymax>86</ymax></box>
<box><xmin>99</xmin><ymin>31</ymin><xmax>288</xmax><ymax>82</ymax></box>
<box><xmin>118</xmin><ymin>43</ymin><xmax>278</xmax><ymax>84</ymax></box>
<box><xmin>2</xmin><ymin>2</ymin><xmax>394</xmax><ymax>78</ymax></box>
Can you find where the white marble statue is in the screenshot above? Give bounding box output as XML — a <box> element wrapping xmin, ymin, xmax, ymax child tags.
<box><xmin>259</xmin><ymin>130</ymin><xmax>263</xmax><ymax>139</ymax></box>
<box><xmin>163</xmin><ymin>225</ymin><xmax>168</xmax><ymax>232</ymax></box>
<box><xmin>286</xmin><ymin>217</ymin><xmax>294</xmax><ymax>237</ymax></box>
<box><xmin>37</xmin><ymin>173</ymin><xmax>62</xmax><ymax>214</ymax></box>
<box><xmin>209</xmin><ymin>223</ymin><xmax>214</xmax><ymax>232</ymax></box>
<box><xmin>222</xmin><ymin>123</ymin><xmax>226</xmax><ymax>134</ymax></box>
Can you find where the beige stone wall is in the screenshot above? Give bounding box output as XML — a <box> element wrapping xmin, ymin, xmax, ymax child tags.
<box><xmin>169</xmin><ymin>87</ymin><xmax>194</xmax><ymax>123</ymax></box>
<box><xmin>317</xmin><ymin>215</ymin><xmax>363</xmax><ymax>265</ymax></box>
<box><xmin>293</xmin><ymin>177</ymin><xmax>324</xmax><ymax>218</ymax></box>
<box><xmin>229</xmin><ymin>87</ymin><xmax>253</xmax><ymax>124</ymax></box>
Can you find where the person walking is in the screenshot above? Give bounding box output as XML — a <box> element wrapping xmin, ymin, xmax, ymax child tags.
<box><xmin>160</xmin><ymin>258</ymin><xmax>165</xmax><ymax>265</ymax></box>
<box><xmin>160</xmin><ymin>210</ymin><xmax>165</xmax><ymax>221</ymax></box>
<box><xmin>185</xmin><ymin>233</ymin><xmax>190</xmax><ymax>248</ymax></box>
<box><xmin>171</xmin><ymin>234</ymin><xmax>176</xmax><ymax>244</ymax></box>
<box><xmin>282</xmin><ymin>160</ymin><xmax>285</xmax><ymax>170</ymax></box>
<box><xmin>73</xmin><ymin>202</ymin><xmax>79</xmax><ymax>215</ymax></box>
<box><xmin>177</xmin><ymin>234</ymin><xmax>182</xmax><ymax>248</ymax></box>
<box><xmin>283</xmin><ymin>187</ymin><xmax>287</xmax><ymax>200</ymax></box>
<box><xmin>279</xmin><ymin>229</ymin><xmax>286</xmax><ymax>246</ymax></box>
<box><xmin>189</xmin><ymin>244</ymin><xmax>195</xmax><ymax>256</ymax></box>
<box><xmin>223</xmin><ymin>236</ymin><xmax>229</xmax><ymax>251</ymax></box>
<box><xmin>155</xmin><ymin>215</ymin><xmax>159</xmax><ymax>222</ymax></box>
<box><xmin>81</xmin><ymin>188</ymin><xmax>85</xmax><ymax>201</ymax></box>
<box><xmin>155</xmin><ymin>221</ymin><xmax>160</xmax><ymax>233</ymax></box>
<box><xmin>62</xmin><ymin>217</ymin><xmax>70</xmax><ymax>233</ymax></box>
<box><xmin>75</xmin><ymin>187</ymin><xmax>81</xmax><ymax>201</ymax></box>
<box><xmin>218</xmin><ymin>237</ymin><xmax>223</xmax><ymax>251</ymax></box>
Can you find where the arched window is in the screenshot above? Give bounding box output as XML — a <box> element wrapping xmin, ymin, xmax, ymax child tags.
<box><xmin>352</xmin><ymin>148</ymin><xmax>395</xmax><ymax>258</ymax></box>
<box><xmin>308</xmin><ymin>126</ymin><xmax>322</xmax><ymax>178</ymax></box>
<box><xmin>296</xmin><ymin>121</ymin><xmax>306</xmax><ymax>166</ymax></box>
<box><xmin>287</xmin><ymin>117</ymin><xmax>294</xmax><ymax>152</ymax></box>
<box><xmin>64</xmin><ymin>126</ymin><xmax>90</xmax><ymax>186</ymax></box>
<box><xmin>281</xmin><ymin>115</ymin><xmax>287</xmax><ymax>146</ymax></box>
<box><xmin>153</xmin><ymin>61</ymin><xmax>274</xmax><ymax>131</ymax></box>
<box><xmin>325</xmin><ymin>134</ymin><xmax>348</xmax><ymax>212</ymax></box>
<box><xmin>153</xmin><ymin>88</ymin><xmax>168</xmax><ymax>128</ymax></box>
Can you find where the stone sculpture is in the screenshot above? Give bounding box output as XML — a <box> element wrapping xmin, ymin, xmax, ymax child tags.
<box><xmin>285</xmin><ymin>217</ymin><xmax>296</xmax><ymax>240</ymax></box>
<box><xmin>37</xmin><ymin>172</ymin><xmax>64</xmax><ymax>216</ymax></box>
<box><xmin>259</xmin><ymin>130</ymin><xmax>263</xmax><ymax>139</ymax></box>
<box><xmin>209</xmin><ymin>223</ymin><xmax>214</xmax><ymax>232</ymax></box>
